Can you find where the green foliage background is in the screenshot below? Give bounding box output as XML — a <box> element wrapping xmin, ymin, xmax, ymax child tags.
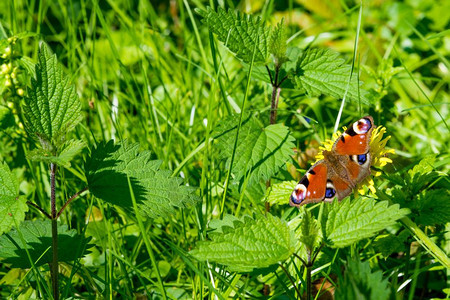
<box><xmin>0</xmin><ymin>0</ymin><xmax>449</xmax><ymax>299</ymax></box>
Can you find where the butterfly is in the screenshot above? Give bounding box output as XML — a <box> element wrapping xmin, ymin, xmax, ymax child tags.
<box><xmin>290</xmin><ymin>116</ymin><xmax>375</xmax><ymax>206</ymax></box>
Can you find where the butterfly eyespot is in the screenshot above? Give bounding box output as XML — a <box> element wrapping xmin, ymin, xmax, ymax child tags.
<box><xmin>351</xmin><ymin>153</ymin><xmax>370</xmax><ymax>165</ymax></box>
<box><xmin>290</xmin><ymin>184</ymin><xmax>307</xmax><ymax>205</ymax></box>
<box><xmin>324</xmin><ymin>181</ymin><xmax>336</xmax><ymax>201</ymax></box>
<box><xmin>353</xmin><ymin>118</ymin><xmax>372</xmax><ymax>134</ymax></box>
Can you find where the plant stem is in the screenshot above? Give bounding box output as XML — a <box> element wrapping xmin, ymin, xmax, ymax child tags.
<box><xmin>50</xmin><ymin>163</ymin><xmax>59</xmax><ymax>300</ymax></box>
<box><xmin>26</xmin><ymin>201</ymin><xmax>52</xmax><ymax>219</ymax></box>
<box><xmin>269</xmin><ymin>65</ymin><xmax>281</xmax><ymax>125</ymax></box>
<box><xmin>306</xmin><ymin>249</ymin><xmax>312</xmax><ymax>300</ymax></box>
<box><xmin>265</xmin><ymin>65</ymin><xmax>282</xmax><ymax>212</ymax></box>
<box><xmin>57</xmin><ymin>187</ymin><xmax>88</xmax><ymax>218</ymax></box>
<box><xmin>279</xmin><ymin>263</ymin><xmax>302</xmax><ymax>299</ymax></box>
<box><xmin>270</xmin><ymin>86</ymin><xmax>281</xmax><ymax>125</ymax></box>
<box><xmin>401</xmin><ymin>216</ymin><xmax>450</xmax><ymax>269</ymax></box>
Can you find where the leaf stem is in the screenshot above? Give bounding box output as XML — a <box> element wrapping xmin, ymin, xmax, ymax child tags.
<box><xmin>279</xmin><ymin>263</ymin><xmax>302</xmax><ymax>300</ymax></box>
<box><xmin>56</xmin><ymin>187</ymin><xmax>88</xmax><ymax>218</ymax></box>
<box><xmin>26</xmin><ymin>201</ymin><xmax>52</xmax><ymax>219</ymax></box>
<box><xmin>306</xmin><ymin>249</ymin><xmax>312</xmax><ymax>300</ymax></box>
<box><xmin>50</xmin><ymin>162</ymin><xmax>59</xmax><ymax>300</ymax></box>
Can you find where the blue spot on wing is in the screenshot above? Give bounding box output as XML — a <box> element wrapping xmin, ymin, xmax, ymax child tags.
<box><xmin>357</xmin><ymin>154</ymin><xmax>367</xmax><ymax>165</ymax></box>
<box><xmin>325</xmin><ymin>188</ymin><xmax>336</xmax><ymax>198</ymax></box>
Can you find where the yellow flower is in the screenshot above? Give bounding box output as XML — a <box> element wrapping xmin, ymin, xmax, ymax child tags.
<box><xmin>314</xmin><ymin>124</ymin><xmax>394</xmax><ymax>196</ymax></box>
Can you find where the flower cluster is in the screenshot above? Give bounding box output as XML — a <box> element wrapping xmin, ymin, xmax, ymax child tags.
<box><xmin>314</xmin><ymin>124</ymin><xmax>394</xmax><ymax>195</ymax></box>
<box><xmin>1</xmin><ymin>38</ymin><xmax>24</xmax><ymax>97</ymax></box>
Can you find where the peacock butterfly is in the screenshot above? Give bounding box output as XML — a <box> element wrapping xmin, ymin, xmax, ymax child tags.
<box><xmin>290</xmin><ymin>116</ymin><xmax>374</xmax><ymax>206</ymax></box>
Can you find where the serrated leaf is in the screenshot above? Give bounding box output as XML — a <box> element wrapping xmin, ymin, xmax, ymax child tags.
<box><xmin>27</xmin><ymin>140</ymin><xmax>85</xmax><ymax>168</ymax></box>
<box><xmin>408</xmin><ymin>155</ymin><xmax>436</xmax><ymax>177</ymax></box>
<box><xmin>0</xmin><ymin>220</ymin><xmax>92</xmax><ymax>268</ymax></box>
<box><xmin>325</xmin><ymin>198</ymin><xmax>409</xmax><ymax>248</ymax></box>
<box><xmin>269</xmin><ymin>19</ymin><xmax>288</xmax><ymax>65</ymax></box>
<box><xmin>373</xmin><ymin>230</ymin><xmax>410</xmax><ymax>258</ymax></box>
<box><xmin>264</xmin><ymin>180</ymin><xmax>297</xmax><ymax>205</ymax></box>
<box><xmin>291</xmin><ymin>48</ymin><xmax>370</xmax><ymax>103</ymax></box>
<box><xmin>335</xmin><ymin>259</ymin><xmax>390</xmax><ymax>300</ymax></box>
<box><xmin>0</xmin><ymin>162</ymin><xmax>28</xmax><ymax>235</ymax></box>
<box><xmin>23</xmin><ymin>43</ymin><xmax>82</xmax><ymax>150</ymax></box>
<box><xmin>215</xmin><ymin>115</ymin><xmax>295</xmax><ymax>186</ymax></box>
<box><xmin>197</xmin><ymin>7</ymin><xmax>271</xmax><ymax>64</ymax></box>
<box><xmin>191</xmin><ymin>214</ymin><xmax>297</xmax><ymax>272</ymax></box>
<box><xmin>85</xmin><ymin>140</ymin><xmax>199</xmax><ymax>219</ymax></box>
<box><xmin>413</xmin><ymin>189</ymin><xmax>450</xmax><ymax>226</ymax></box>
<box><xmin>297</xmin><ymin>208</ymin><xmax>322</xmax><ymax>251</ymax></box>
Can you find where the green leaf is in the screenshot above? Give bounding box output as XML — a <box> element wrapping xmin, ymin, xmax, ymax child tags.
<box><xmin>85</xmin><ymin>140</ymin><xmax>199</xmax><ymax>219</ymax></box>
<box><xmin>23</xmin><ymin>43</ymin><xmax>82</xmax><ymax>150</ymax></box>
<box><xmin>297</xmin><ymin>208</ymin><xmax>322</xmax><ymax>251</ymax></box>
<box><xmin>291</xmin><ymin>48</ymin><xmax>370</xmax><ymax>103</ymax></box>
<box><xmin>197</xmin><ymin>7</ymin><xmax>271</xmax><ymax>64</ymax></box>
<box><xmin>27</xmin><ymin>140</ymin><xmax>85</xmax><ymax>168</ymax></box>
<box><xmin>0</xmin><ymin>106</ymin><xmax>15</xmax><ymax>130</ymax></box>
<box><xmin>325</xmin><ymin>198</ymin><xmax>409</xmax><ymax>248</ymax></box>
<box><xmin>269</xmin><ymin>19</ymin><xmax>288</xmax><ymax>66</ymax></box>
<box><xmin>215</xmin><ymin>115</ymin><xmax>295</xmax><ymax>186</ymax></box>
<box><xmin>264</xmin><ymin>180</ymin><xmax>297</xmax><ymax>205</ymax></box>
<box><xmin>0</xmin><ymin>162</ymin><xmax>28</xmax><ymax>235</ymax></box>
<box><xmin>413</xmin><ymin>189</ymin><xmax>450</xmax><ymax>226</ymax></box>
<box><xmin>269</xmin><ymin>19</ymin><xmax>288</xmax><ymax>65</ymax></box>
<box><xmin>408</xmin><ymin>154</ymin><xmax>436</xmax><ymax>177</ymax></box>
<box><xmin>191</xmin><ymin>214</ymin><xmax>296</xmax><ymax>272</ymax></box>
<box><xmin>373</xmin><ymin>230</ymin><xmax>410</xmax><ymax>258</ymax></box>
<box><xmin>335</xmin><ymin>259</ymin><xmax>390</xmax><ymax>300</ymax></box>
<box><xmin>0</xmin><ymin>220</ymin><xmax>92</xmax><ymax>268</ymax></box>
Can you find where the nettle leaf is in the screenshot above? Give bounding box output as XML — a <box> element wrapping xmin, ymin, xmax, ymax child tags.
<box><xmin>413</xmin><ymin>189</ymin><xmax>450</xmax><ymax>226</ymax></box>
<box><xmin>298</xmin><ymin>208</ymin><xmax>322</xmax><ymax>251</ymax></box>
<box><xmin>408</xmin><ymin>154</ymin><xmax>436</xmax><ymax>177</ymax></box>
<box><xmin>27</xmin><ymin>140</ymin><xmax>86</xmax><ymax>168</ymax></box>
<box><xmin>23</xmin><ymin>43</ymin><xmax>82</xmax><ymax>149</ymax></box>
<box><xmin>264</xmin><ymin>180</ymin><xmax>297</xmax><ymax>205</ymax></box>
<box><xmin>335</xmin><ymin>259</ymin><xmax>390</xmax><ymax>300</ymax></box>
<box><xmin>269</xmin><ymin>19</ymin><xmax>288</xmax><ymax>65</ymax></box>
<box><xmin>0</xmin><ymin>220</ymin><xmax>92</xmax><ymax>268</ymax></box>
<box><xmin>215</xmin><ymin>115</ymin><xmax>295</xmax><ymax>186</ymax></box>
<box><xmin>85</xmin><ymin>140</ymin><xmax>199</xmax><ymax>219</ymax></box>
<box><xmin>373</xmin><ymin>230</ymin><xmax>410</xmax><ymax>258</ymax></box>
<box><xmin>0</xmin><ymin>162</ymin><xmax>28</xmax><ymax>235</ymax></box>
<box><xmin>291</xmin><ymin>48</ymin><xmax>370</xmax><ymax>103</ymax></box>
<box><xmin>191</xmin><ymin>214</ymin><xmax>296</xmax><ymax>272</ymax></box>
<box><xmin>197</xmin><ymin>7</ymin><xmax>271</xmax><ymax>64</ymax></box>
<box><xmin>325</xmin><ymin>198</ymin><xmax>409</xmax><ymax>248</ymax></box>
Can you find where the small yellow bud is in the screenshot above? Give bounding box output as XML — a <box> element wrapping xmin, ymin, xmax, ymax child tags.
<box><xmin>5</xmin><ymin>79</ymin><xmax>11</xmax><ymax>86</ymax></box>
<box><xmin>17</xmin><ymin>88</ymin><xmax>24</xmax><ymax>96</ymax></box>
<box><xmin>0</xmin><ymin>64</ymin><xmax>7</xmax><ymax>74</ymax></box>
<box><xmin>11</xmin><ymin>72</ymin><xmax>16</xmax><ymax>79</ymax></box>
<box><xmin>4</xmin><ymin>46</ymin><xmax>11</xmax><ymax>57</ymax></box>
<box><xmin>7</xmin><ymin>102</ymin><xmax>14</xmax><ymax>108</ymax></box>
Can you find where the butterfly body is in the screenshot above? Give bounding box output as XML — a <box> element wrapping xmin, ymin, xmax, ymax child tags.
<box><xmin>290</xmin><ymin>116</ymin><xmax>374</xmax><ymax>206</ymax></box>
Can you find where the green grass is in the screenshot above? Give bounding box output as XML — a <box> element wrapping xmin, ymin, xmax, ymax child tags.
<box><xmin>0</xmin><ymin>0</ymin><xmax>449</xmax><ymax>299</ymax></box>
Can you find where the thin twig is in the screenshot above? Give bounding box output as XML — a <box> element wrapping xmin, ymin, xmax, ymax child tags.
<box><xmin>311</xmin><ymin>244</ymin><xmax>324</xmax><ymax>265</ymax></box>
<box><xmin>56</xmin><ymin>187</ymin><xmax>88</xmax><ymax>218</ymax></box>
<box><xmin>27</xmin><ymin>201</ymin><xmax>52</xmax><ymax>219</ymax></box>
<box><xmin>279</xmin><ymin>263</ymin><xmax>303</xmax><ymax>300</ymax></box>
<box><xmin>293</xmin><ymin>252</ymin><xmax>308</xmax><ymax>267</ymax></box>
<box><xmin>266</xmin><ymin>65</ymin><xmax>274</xmax><ymax>85</ymax></box>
